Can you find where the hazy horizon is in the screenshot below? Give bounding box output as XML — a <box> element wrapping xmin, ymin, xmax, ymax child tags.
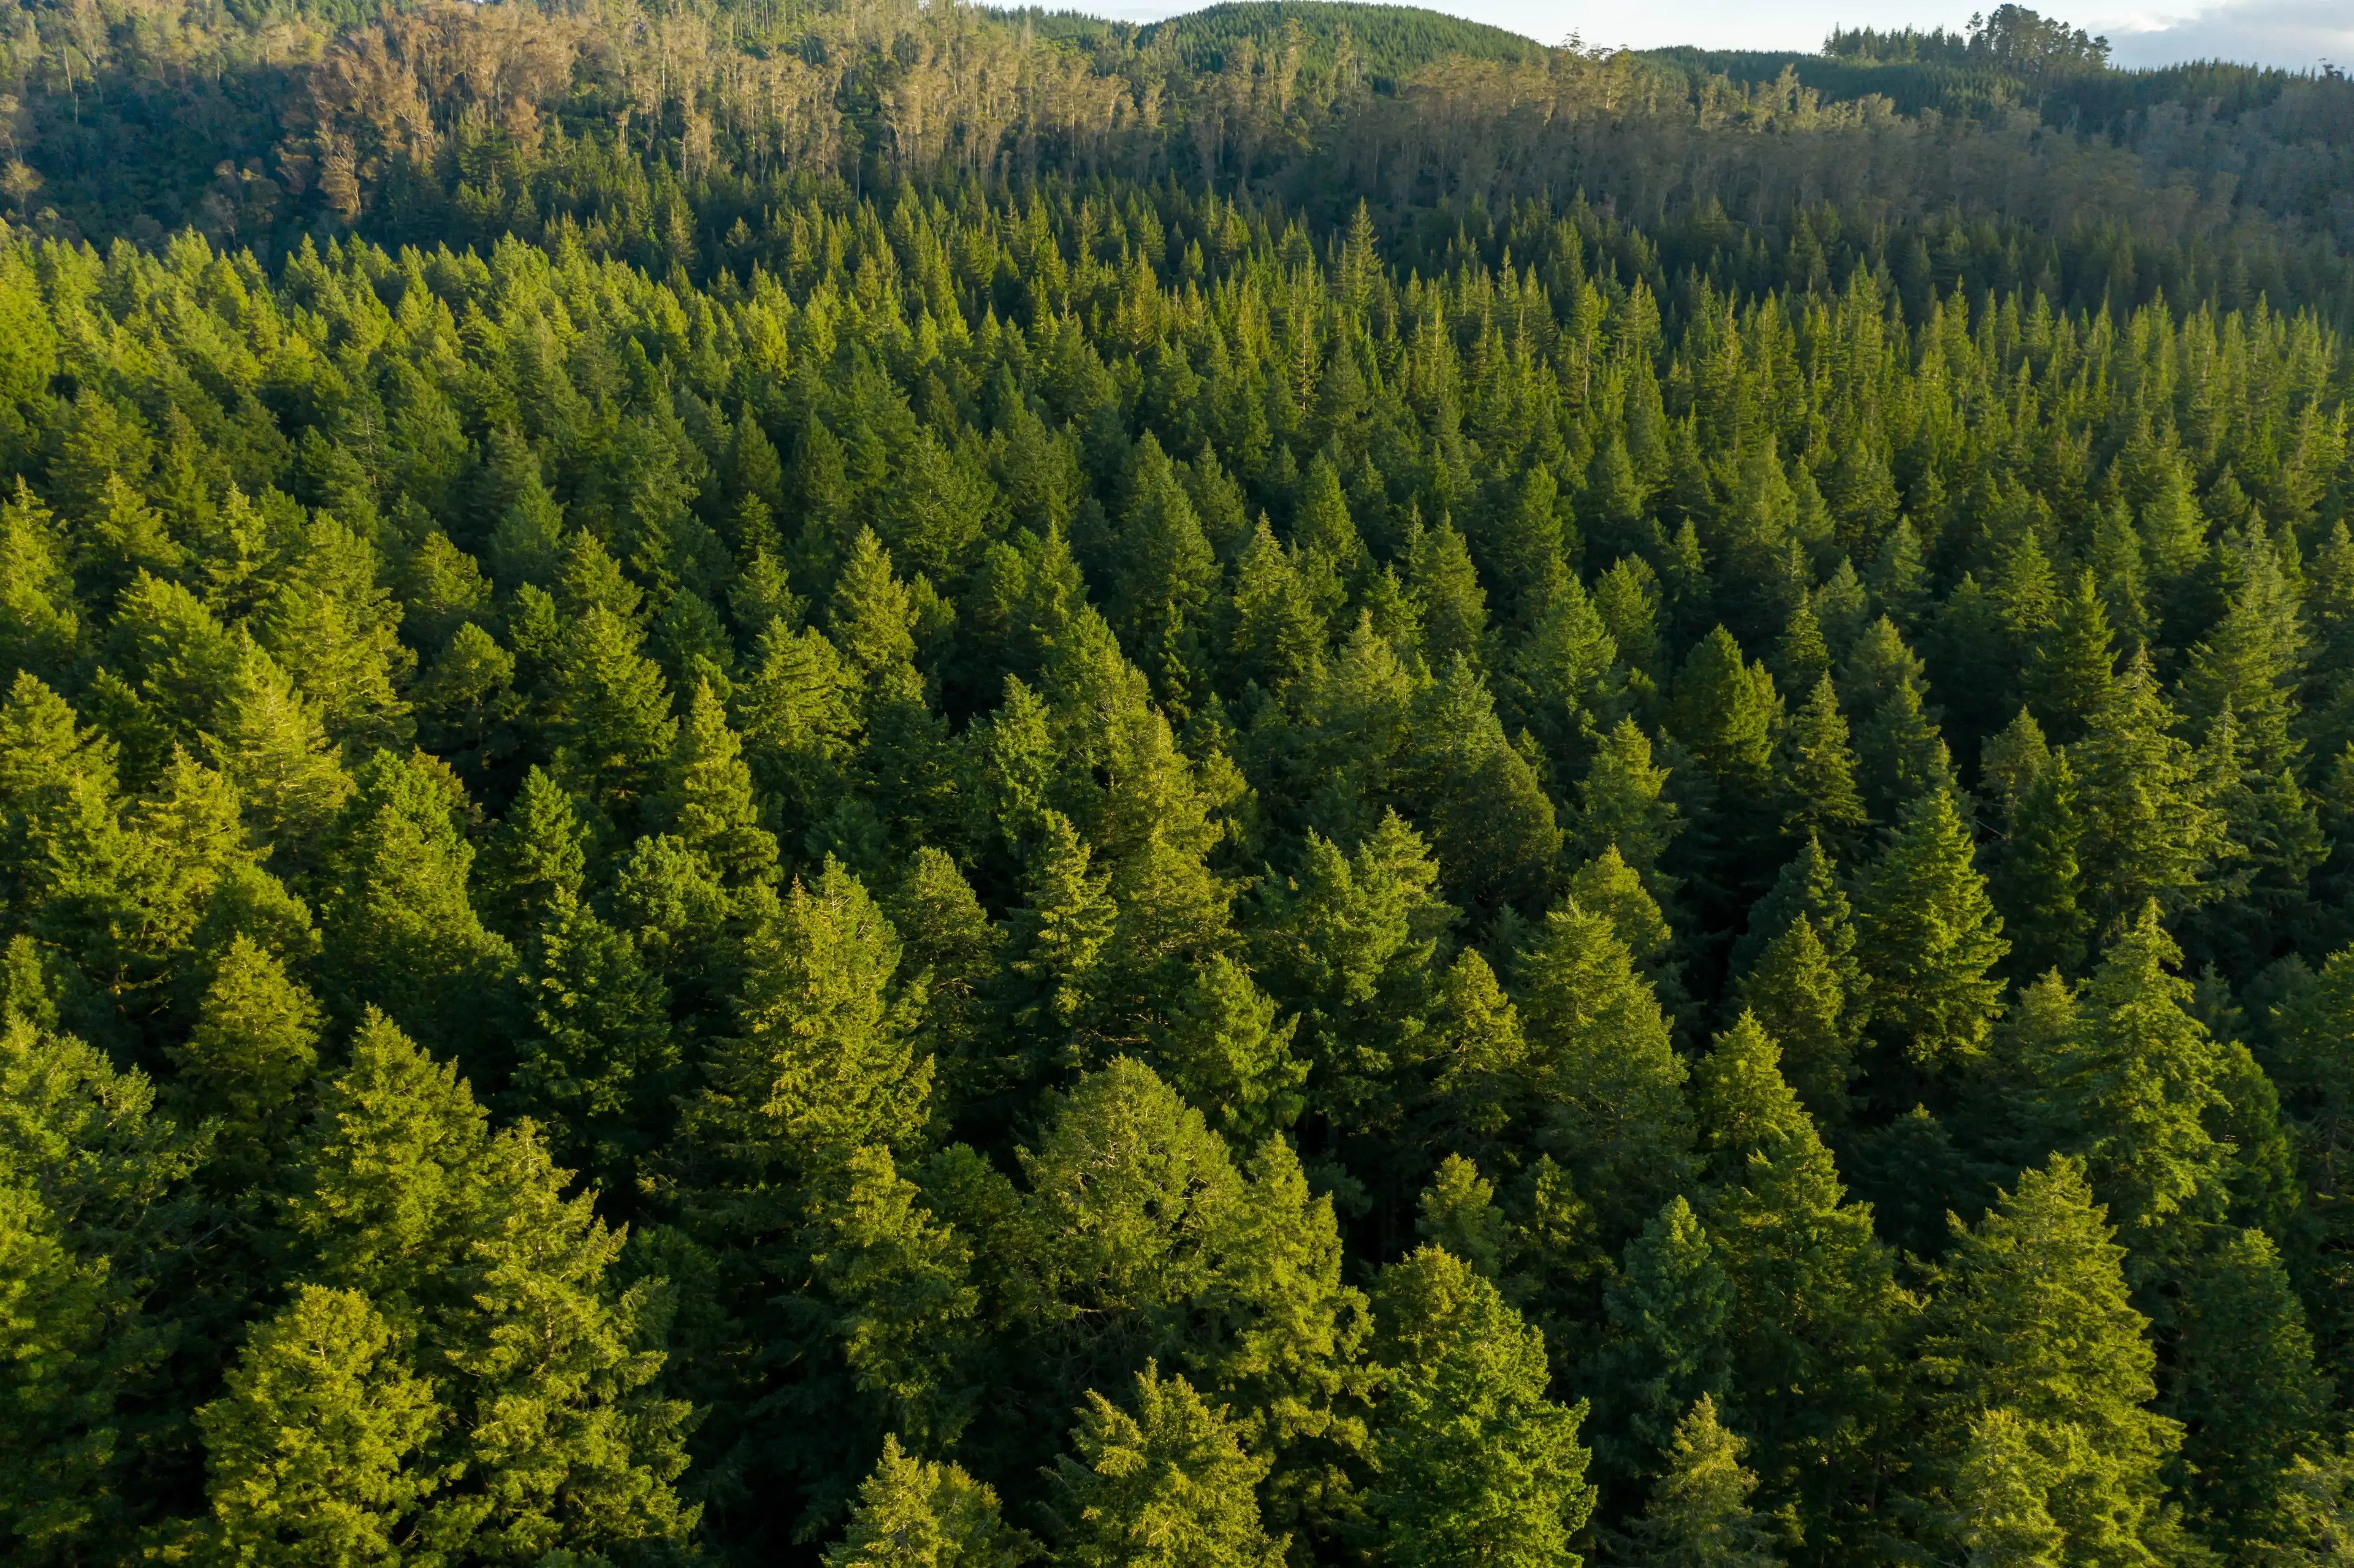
<box><xmin>1062</xmin><ymin>0</ymin><xmax>2351</xmax><ymax>72</ymax></box>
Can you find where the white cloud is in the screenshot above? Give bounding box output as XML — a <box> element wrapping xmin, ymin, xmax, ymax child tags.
<box><xmin>2090</xmin><ymin>0</ymin><xmax>2354</xmax><ymax>68</ymax></box>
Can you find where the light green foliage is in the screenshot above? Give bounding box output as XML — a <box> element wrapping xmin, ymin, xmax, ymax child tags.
<box><xmin>508</xmin><ymin>891</ymin><xmax>676</xmax><ymax>1192</ymax></box>
<box><xmin>1577</xmin><ymin>715</ymin><xmax>1682</xmax><ymax>879</ymax></box>
<box><xmin>1691</xmin><ymin>1013</ymin><xmax>1905</xmax><ymax>1544</ymax></box>
<box><xmin>170</xmin><ymin>934</ymin><xmax>321</xmax><ymax>1165</ymax></box>
<box><xmin>1051</xmin><ymin>1363</ymin><xmax>1284</xmax><ymax>1568</ymax></box>
<box><xmin>665</xmin><ymin>678</ymin><xmax>780</xmax><ymax>888</ymax></box>
<box><xmin>7</xmin><ymin>77</ymin><xmax>2354</xmax><ymax>1568</ymax></box>
<box><xmin>478</xmin><ymin>766</ymin><xmax>589</xmax><ymax>932</ymax></box>
<box><xmin>287</xmin><ymin>1011</ymin><xmax>696</xmax><ymax>1559</ymax></box>
<box><xmin>705</xmin><ymin>858</ymin><xmax>931</xmax><ymax>1172</ymax></box>
<box><xmin>1737</xmin><ymin>916</ymin><xmax>1857</xmax><ymax>1121</ymax></box>
<box><xmin>1513</xmin><ymin>893</ymin><xmax>1695</xmax><ymax>1238</ymax></box>
<box><xmin>318</xmin><ymin>750</ymin><xmax>511</xmax><ymax>1052</ymax></box>
<box><xmin>1010</xmin><ymin>1059</ymin><xmax>1371</xmax><ymax>1509</ymax></box>
<box><xmin>1859</xmin><ymin>788</ymin><xmax>2008</xmax><ymax>1067</ymax></box>
<box><xmin>1780</xmin><ymin>673</ymin><xmax>1867</xmax><ymax>853</ymax></box>
<box><xmin>254</xmin><ymin>506</ymin><xmax>413</xmax><ymax>752</ymax></box>
<box><xmin>2270</xmin><ymin>1442</ymin><xmax>2354</xmax><ymax>1566</ymax></box>
<box><xmin>205</xmin><ymin>637</ymin><xmax>351</xmax><ymax>850</ymax></box>
<box><xmin>197</xmin><ymin>1285</ymin><xmax>450</xmax><ymax>1568</ymax></box>
<box><xmin>0</xmin><ymin>480</ymin><xmax>79</xmax><ymax>680</ymax></box>
<box><xmin>2073</xmin><ymin>647</ymin><xmax>2231</xmax><ymax>925</ymax></box>
<box><xmin>1952</xmin><ymin>1409</ymin><xmax>2066</xmax><ymax>1568</ymax></box>
<box><xmin>1566</xmin><ymin>845</ymin><xmax>1675</xmax><ymax>978</ymax></box>
<box><xmin>1151</xmin><ymin>952</ymin><xmax>1305</xmax><ymax>1144</ymax></box>
<box><xmin>828</xmin><ymin>1436</ymin><xmax>1030</xmax><ymax>1568</ymax></box>
<box><xmin>1415</xmin><ymin>1154</ymin><xmax>1511</xmax><ymax>1279</ymax></box>
<box><xmin>1252</xmin><ymin>812</ymin><xmax>1455</xmax><ymax>1136</ymax></box>
<box><xmin>1670</xmin><ymin>626</ymin><xmax>1779</xmax><ymax>794</ymax></box>
<box><xmin>1920</xmin><ymin>1156</ymin><xmax>2181</xmax><ymax>1568</ymax></box>
<box><xmin>2063</xmin><ymin>904</ymin><xmax>2230</xmax><ymax>1254</ymax></box>
<box><xmin>806</xmin><ymin>1145</ymin><xmax>983</xmax><ymax>1452</ymax></box>
<box><xmin>1623</xmin><ymin>1396</ymin><xmax>1781</xmax><ymax>1568</ymax></box>
<box><xmin>1007</xmin><ymin>810</ymin><xmax>1117</xmax><ymax>1048</ymax></box>
<box><xmin>1368</xmin><ymin>1246</ymin><xmax>1596</xmax><ymax>1568</ymax></box>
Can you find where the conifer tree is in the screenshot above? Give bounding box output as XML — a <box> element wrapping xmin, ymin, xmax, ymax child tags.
<box><xmin>1152</xmin><ymin>953</ymin><xmax>1305</xmax><ymax>1146</ymax></box>
<box><xmin>802</xmin><ymin>1144</ymin><xmax>984</xmax><ymax>1455</ymax></box>
<box><xmin>1007</xmin><ymin>810</ymin><xmax>1116</xmax><ymax>1056</ymax></box>
<box><xmin>1423</xmin><ymin>947</ymin><xmax>1531</xmax><ymax>1157</ymax></box>
<box><xmin>1508</xmin><ymin>574</ymin><xmax>1621</xmax><ymax>778</ymax></box>
<box><xmin>1622</xmin><ymin>1396</ymin><xmax>1781</xmax><ymax>1568</ymax></box>
<box><xmin>1406</xmin><ymin>518</ymin><xmax>1489</xmax><ymax>674</ymax></box>
<box><xmin>169</xmin><ymin>933</ymin><xmax>321</xmax><ymax>1173</ymax></box>
<box><xmin>1114</xmin><ymin>435</ymin><xmax>1221</xmax><ymax>699</ymax></box>
<box><xmin>888</xmin><ymin>847</ymin><xmax>1007</xmax><ymax>1121</ymax></box>
<box><xmin>1577</xmin><ymin>715</ymin><xmax>1682</xmax><ymax>883</ymax></box>
<box><xmin>1228</xmin><ymin>518</ymin><xmax>1327</xmax><ymax>693</ymax></box>
<box><xmin>1051</xmin><ymin>1363</ymin><xmax>1284</xmax><ymax>1568</ymax></box>
<box><xmin>2181</xmin><ymin>525</ymin><xmax>2306</xmax><ymax>779</ymax></box>
<box><xmin>1670</xmin><ymin>626</ymin><xmax>1779</xmax><ymax>798</ymax></box>
<box><xmin>665</xmin><ymin>679</ymin><xmax>780</xmax><ymax>888</ymax></box>
<box><xmin>1691</xmin><ymin>1014</ymin><xmax>1905</xmax><ymax>1548</ymax></box>
<box><xmin>288</xmin><ymin>1011</ymin><xmax>695</xmax><ymax>1558</ymax></box>
<box><xmin>196</xmin><ymin>1285</ymin><xmax>448</xmax><ymax>1568</ymax></box>
<box><xmin>543</xmin><ymin>601</ymin><xmax>679</xmax><ymax>816</ymax></box>
<box><xmin>1918</xmin><ymin>1155</ymin><xmax>2182</xmax><ymax>1568</ymax></box>
<box><xmin>2171</xmin><ymin>1226</ymin><xmax>2331</xmax><ymax>1545</ymax></box>
<box><xmin>1779</xmin><ymin>674</ymin><xmax>1868</xmax><ymax>854</ymax></box>
<box><xmin>1369</xmin><ymin>1246</ymin><xmax>1596</xmax><ymax>1568</ymax></box>
<box><xmin>0</xmin><ymin>480</ymin><xmax>79</xmax><ymax>682</ymax></box>
<box><xmin>2062</xmin><ymin>904</ymin><xmax>2230</xmax><ymax>1257</ymax></box>
<box><xmin>1737</xmin><ymin>916</ymin><xmax>1858</xmax><ymax>1122</ymax></box>
<box><xmin>1292</xmin><ymin>454</ymin><xmax>1365</xmax><ymax>623</ymax></box>
<box><xmin>0</xmin><ymin>1010</ymin><xmax>193</xmax><ymax>1561</ymax></box>
<box><xmin>206</xmin><ymin>638</ymin><xmax>352</xmax><ymax>853</ymax></box>
<box><xmin>1251</xmin><ymin>812</ymin><xmax>1454</xmax><ymax>1140</ymax></box>
<box><xmin>318</xmin><ymin>751</ymin><xmax>511</xmax><ymax>1056</ymax></box>
<box><xmin>1951</xmin><ymin>1410</ymin><xmax>2065</xmax><ymax>1568</ymax></box>
<box><xmin>1858</xmin><ymin>788</ymin><xmax>2008</xmax><ymax>1068</ymax></box>
<box><xmin>1567</xmin><ymin>847</ymin><xmax>1674</xmax><ymax>974</ymax></box>
<box><xmin>1843</xmin><ymin>616</ymin><xmax>1952</xmax><ymax>820</ymax></box>
<box><xmin>1513</xmin><ymin>896</ymin><xmax>1696</xmax><ymax>1238</ymax></box>
<box><xmin>256</xmin><ymin>507</ymin><xmax>413</xmax><ymax>752</ymax></box>
<box><xmin>508</xmin><ymin>891</ymin><xmax>677</xmax><ymax>1196</ymax></box>
<box><xmin>2026</xmin><ymin>570</ymin><xmax>2117</xmax><ymax>744</ymax></box>
<box><xmin>703</xmin><ymin>858</ymin><xmax>930</xmax><ymax>1176</ymax></box>
<box><xmin>2073</xmin><ymin>647</ymin><xmax>2230</xmax><ymax>927</ymax></box>
<box><xmin>1732</xmin><ymin>835</ymin><xmax>1864</xmax><ymax>989</ymax></box>
<box><xmin>828</xmin><ymin>525</ymin><xmax>926</xmax><ymax>710</ymax></box>
<box><xmin>1478</xmin><ymin>463</ymin><xmax>1571</xmax><ymax>624</ymax></box>
<box><xmin>477</xmin><ymin>765</ymin><xmax>589</xmax><ymax>934</ymax></box>
<box><xmin>826</xmin><ymin>1436</ymin><xmax>1029</xmax><ymax>1568</ymax></box>
<box><xmin>1585</xmin><ymin>1197</ymin><xmax>1735</xmax><ymax>1484</ymax></box>
<box><xmin>1995</xmin><ymin>752</ymin><xmax>2091</xmax><ymax>979</ymax></box>
<box><xmin>1414</xmin><ymin>1154</ymin><xmax>1511</xmax><ymax>1279</ymax></box>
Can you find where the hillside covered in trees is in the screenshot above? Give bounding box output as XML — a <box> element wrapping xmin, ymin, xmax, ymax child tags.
<box><xmin>6</xmin><ymin>0</ymin><xmax>2354</xmax><ymax>1563</ymax></box>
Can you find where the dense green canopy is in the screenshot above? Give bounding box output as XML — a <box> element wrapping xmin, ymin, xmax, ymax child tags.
<box><xmin>2</xmin><ymin>0</ymin><xmax>2353</xmax><ymax>1562</ymax></box>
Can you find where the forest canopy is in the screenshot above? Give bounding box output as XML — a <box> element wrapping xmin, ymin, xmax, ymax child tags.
<box><xmin>4</xmin><ymin>0</ymin><xmax>2354</xmax><ymax>1564</ymax></box>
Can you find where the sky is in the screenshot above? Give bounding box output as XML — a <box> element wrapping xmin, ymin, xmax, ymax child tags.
<box><xmin>1078</xmin><ymin>0</ymin><xmax>2354</xmax><ymax>70</ymax></box>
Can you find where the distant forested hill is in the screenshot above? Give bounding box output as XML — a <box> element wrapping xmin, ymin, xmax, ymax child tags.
<box><xmin>1138</xmin><ymin>0</ymin><xmax>1544</xmax><ymax>88</ymax></box>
